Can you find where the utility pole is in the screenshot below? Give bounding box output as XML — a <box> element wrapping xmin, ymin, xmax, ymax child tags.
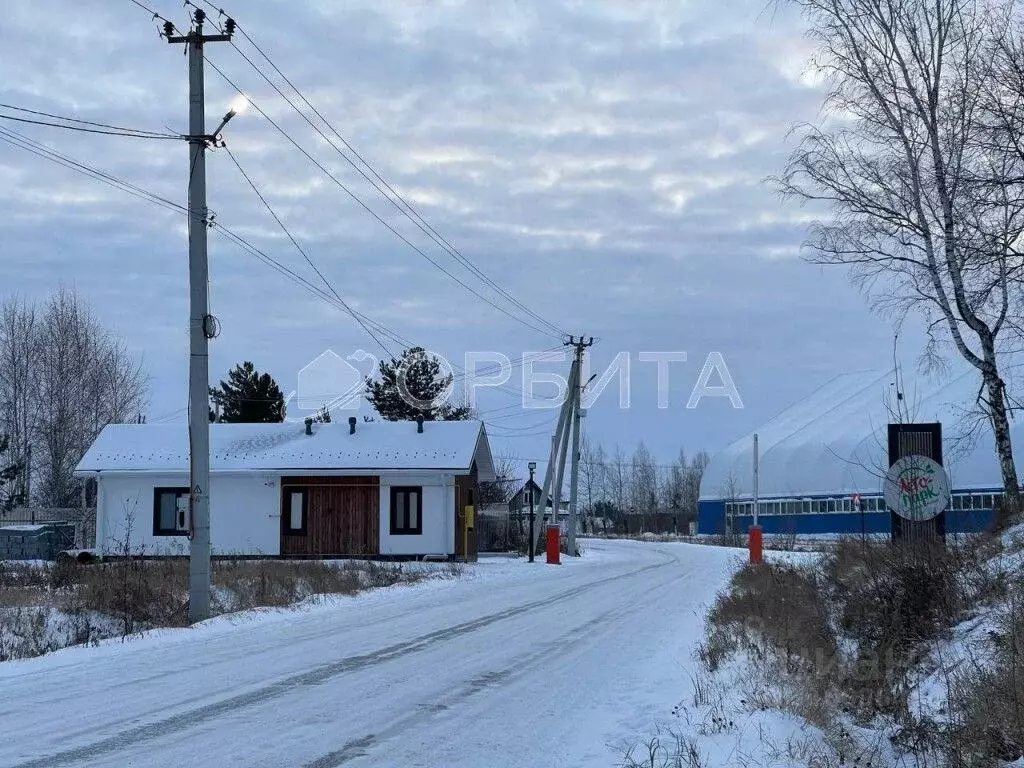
<box><xmin>565</xmin><ymin>335</ymin><xmax>593</xmax><ymax>558</ymax></box>
<box><xmin>530</xmin><ymin>359</ymin><xmax>579</xmax><ymax>557</ymax></box>
<box><xmin>165</xmin><ymin>10</ymin><xmax>234</xmax><ymax>624</ymax></box>
<box><xmin>753</xmin><ymin>432</ymin><xmax>759</xmax><ymax>528</ymax></box>
<box><xmin>551</xmin><ymin>408</ymin><xmax>571</xmax><ymax>532</ymax></box>
<box><xmin>527</xmin><ymin>462</ymin><xmax>537</xmax><ymax>563</ymax></box>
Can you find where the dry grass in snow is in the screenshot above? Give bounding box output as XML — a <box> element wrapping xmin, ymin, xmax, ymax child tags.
<box><xmin>0</xmin><ymin>557</ymin><xmax>462</xmax><ymax>662</ymax></box>
<box><xmin>622</xmin><ymin>533</ymin><xmax>1024</xmax><ymax>767</ymax></box>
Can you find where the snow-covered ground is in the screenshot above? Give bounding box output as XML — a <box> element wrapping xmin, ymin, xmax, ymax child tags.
<box><xmin>0</xmin><ymin>539</ymin><xmax>740</xmax><ymax>768</ymax></box>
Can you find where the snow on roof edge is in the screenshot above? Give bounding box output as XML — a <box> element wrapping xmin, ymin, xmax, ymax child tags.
<box><xmin>75</xmin><ymin>420</ymin><xmax>491</xmax><ymax>475</ymax></box>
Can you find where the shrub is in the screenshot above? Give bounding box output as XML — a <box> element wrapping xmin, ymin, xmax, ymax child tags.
<box><xmin>81</xmin><ymin>557</ymin><xmax>189</xmax><ymax>633</ymax></box>
<box><xmin>0</xmin><ymin>556</ymin><xmax>454</xmax><ymax>661</ymax></box>
<box><xmin>946</xmin><ymin>593</ymin><xmax>1024</xmax><ymax>766</ymax></box>
<box><xmin>821</xmin><ymin>538</ymin><xmax>996</xmax><ymax>718</ymax></box>
<box><xmin>702</xmin><ymin>535</ymin><xmax>998</xmax><ymax>736</ymax></box>
<box><xmin>705</xmin><ymin>562</ymin><xmax>836</xmax><ymax>677</ymax></box>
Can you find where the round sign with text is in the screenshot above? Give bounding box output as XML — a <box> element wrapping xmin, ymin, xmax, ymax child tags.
<box><xmin>883</xmin><ymin>455</ymin><xmax>951</xmax><ymax>521</ymax></box>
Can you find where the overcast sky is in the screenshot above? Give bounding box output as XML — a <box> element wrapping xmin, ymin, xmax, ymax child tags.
<box><xmin>1</xmin><ymin>0</ymin><xmax>910</xmax><ymax>472</ymax></box>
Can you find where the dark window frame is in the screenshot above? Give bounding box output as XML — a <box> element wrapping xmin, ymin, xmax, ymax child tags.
<box><xmin>282</xmin><ymin>486</ymin><xmax>309</xmax><ymax>536</ymax></box>
<box><xmin>153</xmin><ymin>487</ymin><xmax>190</xmax><ymax>536</ymax></box>
<box><xmin>390</xmin><ymin>485</ymin><xmax>423</xmax><ymax>535</ymax></box>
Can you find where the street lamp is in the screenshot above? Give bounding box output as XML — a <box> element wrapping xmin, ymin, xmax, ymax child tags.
<box><xmin>528</xmin><ymin>461</ymin><xmax>537</xmax><ymax>563</ymax></box>
<box><xmin>211</xmin><ymin>94</ymin><xmax>249</xmax><ymax>140</ymax></box>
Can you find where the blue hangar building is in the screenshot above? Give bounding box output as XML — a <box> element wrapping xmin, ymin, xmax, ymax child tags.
<box><xmin>697</xmin><ymin>369</ymin><xmax>1019</xmax><ymax>536</ymax></box>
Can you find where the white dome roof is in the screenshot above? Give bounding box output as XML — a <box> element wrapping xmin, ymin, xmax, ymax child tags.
<box><xmin>700</xmin><ymin>368</ymin><xmax>1020</xmax><ymax>500</ymax></box>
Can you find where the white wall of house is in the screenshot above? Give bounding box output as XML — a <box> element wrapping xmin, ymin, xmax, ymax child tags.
<box><xmin>378</xmin><ymin>472</ymin><xmax>454</xmax><ymax>556</ymax></box>
<box><xmin>94</xmin><ymin>472</ymin><xmax>280</xmax><ymax>556</ymax></box>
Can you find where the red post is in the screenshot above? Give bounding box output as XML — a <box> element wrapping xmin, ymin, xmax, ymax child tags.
<box><xmin>546</xmin><ymin>525</ymin><xmax>561</xmax><ymax>564</ymax></box>
<box><xmin>749</xmin><ymin>524</ymin><xmax>763</xmax><ymax>564</ymax></box>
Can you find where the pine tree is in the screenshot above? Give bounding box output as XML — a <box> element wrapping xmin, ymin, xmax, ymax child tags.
<box><xmin>209</xmin><ymin>362</ymin><xmax>286</xmax><ymax>423</ymax></box>
<box><xmin>365</xmin><ymin>347</ymin><xmax>471</xmax><ymax>421</ymax></box>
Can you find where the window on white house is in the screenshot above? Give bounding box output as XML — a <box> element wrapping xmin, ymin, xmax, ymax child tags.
<box><xmin>391</xmin><ymin>486</ymin><xmax>422</xmax><ymax>535</ymax></box>
<box><xmin>153</xmin><ymin>487</ymin><xmax>189</xmax><ymax>536</ymax></box>
<box><xmin>283</xmin><ymin>488</ymin><xmax>307</xmax><ymax>535</ymax></box>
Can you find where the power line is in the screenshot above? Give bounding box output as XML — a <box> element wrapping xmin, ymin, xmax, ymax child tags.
<box><xmin>0</xmin><ymin>114</ymin><xmax>183</xmax><ymax>139</ymax></box>
<box><xmin>0</xmin><ymin>126</ymin><xmax>405</xmax><ymax>352</ymax></box>
<box><xmin>485</xmin><ymin>408</ymin><xmax>560</xmax><ymax>424</ymax></box>
<box><xmin>486</xmin><ymin>415</ymin><xmax>560</xmax><ymax>432</ymax></box>
<box><xmin>119</xmin><ymin>2</ymin><xmax>571</xmax><ymax>401</ymax></box>
<box><xmin>0</xmin><ymin>127</ymin><xmax>189</xmax><ymax>213</ymax></box>
<box><xmin>223</xmin><ymin>145</ymin><xmax>396</xmax><ymax>358</ymax></box>
<box><xmin>494</xmin><ymin>454</ymin><xmax>694</xmax><ymax>471</ymax></box>
<box><xmin>0</xmin><ymin>104</ymin><xmax>183</xmax><ymax>139</ymax></box>
<box><xmin>201</xmin><ymin>57</ymin><xmax>559</xmax><ymax>340</ymax></box>
<box><xmin>223</xmin><ymin>144</ymin><xmax>566</xmax><ymax>402</ymax></box>
<box><xmin>1</xmin><ymin>121</ymin><xmax>554</xmax><ymax>405</ymax></box>
<box><xmin>192</xmin><ymin>0</ymin><xmax>566</xmax><ymax>339</ymax></box>
<box><xmin>125</xmin><ymin>0</ymin><xmax>186</xmax><ymax>35</ymax></box>
<box><xmin>126</xmin><ymin>0</ymin><xmax>164</xmax><ymax>16</ymax></box>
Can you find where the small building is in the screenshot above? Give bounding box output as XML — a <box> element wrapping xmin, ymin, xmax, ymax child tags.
<box><xmin>507</xmin><ymin>480</ymin><xmax>568</xmax><ymax>521</ymax></box>
<box><xmin>698</xmin><ymin>369</ymin><xmax>1019</xmax><ymax>535</ymax></box>
<box><xmin>74</xmin><ymin>418</ymin><xmax>494</xmax><ymax>559</ymax></box>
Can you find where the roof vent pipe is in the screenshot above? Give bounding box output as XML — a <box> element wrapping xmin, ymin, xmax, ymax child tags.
<box><xmin>348</xmin><ymin>416</ymin><xmax>357</xmax><ymax>435</ymax></box>
<box><xmin>416</xmin><ymin>415</ymin><xmax>424</xmax><ymax>433</ymax></box>
<box><xmin>304</xmin><ymin>417</ymin><xmax>313</xmax><ymax>436</ymax></box>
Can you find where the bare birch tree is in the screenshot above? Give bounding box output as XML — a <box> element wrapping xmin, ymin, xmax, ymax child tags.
<box><xmin>579</xmin><ymin>436</ymin><xmax>607</xmax><ymax>515</ymax></box>
<box><xmin>0</xmin><ymin>288</ymin><xmax>148</xmax><ymax>506</ymax></box>
<box><xmin>630</xmin><ymin>441</ymin><xmax>659</xmax><ymax>514</ymax></box>
<box><xmin>777</xmin><ymin>0</ymin><xmax>1024</xmax><ymax>514</ymax></box>
<box><xmin>0</xmin><ymin>298</ymin><xmax>39</xmax><ymax>501</ymax></box>
<box><xmin>608</xmin><ymin>444</ymin><xmax>628</xmax><ymax>514</ymax></box>
<box><xmin>683</xmin><ymin>450</ymin><xmax>709</xmax><ymax>522</ymax></box>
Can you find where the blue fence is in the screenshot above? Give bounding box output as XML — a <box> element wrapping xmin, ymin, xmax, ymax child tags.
<box><xmin>697</xmin><ymin>499</ymin><xmax>992</xmax><ymax>535</ymax></box>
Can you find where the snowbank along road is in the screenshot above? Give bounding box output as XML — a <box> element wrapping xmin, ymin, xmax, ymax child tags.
<box><xmin>0</xmin><ymin>539</ymin><xmax>741</xmax><ymax>767</ymax></box>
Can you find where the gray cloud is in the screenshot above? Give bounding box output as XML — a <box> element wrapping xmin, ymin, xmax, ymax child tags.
<box><xmin>0</xmin><ymin>0</ymin><xmax>897</xmax><ymax>463</ymax></box>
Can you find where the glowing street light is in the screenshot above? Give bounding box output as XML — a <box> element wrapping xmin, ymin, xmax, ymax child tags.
<box><xmin>211</xmin><ymin>94</ymin><xmax>248</xmax><ymax>139</ymax></box>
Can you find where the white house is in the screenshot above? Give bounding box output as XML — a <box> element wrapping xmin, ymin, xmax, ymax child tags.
<box><xmin>74</xmin><ymin>418</ymin><xmax>494</xmax><ymax>559</ymax></box>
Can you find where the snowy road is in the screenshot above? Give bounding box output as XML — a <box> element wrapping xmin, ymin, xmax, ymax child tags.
<box><xmin>0</xmin><ymin>540</ymin><xmax>740</xmax><ymax>768</ymax></box>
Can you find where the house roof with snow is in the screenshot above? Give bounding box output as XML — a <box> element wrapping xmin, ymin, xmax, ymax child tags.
<box><xmin>700</xmin><ymin>368</ymin><xmax>1024</xmax><ymax>500</ymax></box>
<box><xmin>75</xmin><ymin>419</ymin><xmax>495</xmax><ymax>480</ymax></box>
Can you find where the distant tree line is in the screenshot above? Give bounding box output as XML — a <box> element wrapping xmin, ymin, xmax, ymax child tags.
<box><xmin>0</xmin><ymin>288</ymin><xmax>148</xmax><ymax>508</ymax></box>
<box><xmin>577</xmin><ymin>439</ymin><xmax>708</xmax><ymax>527</ymax></box>
<box><xmin>488</xmin><ymin>440</ymin><xmax>709</xmax><ymax>531</ymax></box>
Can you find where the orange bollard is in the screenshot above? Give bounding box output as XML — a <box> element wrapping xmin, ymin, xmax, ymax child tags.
<box><xmin>546</xmin><ymin>525</ymin><xmax>561</xmax><ymax>564</ymax></box>
<box><xmin>749</xmin><ymin>524</ymin><xmax>763</xmax><ymax>564</ymax></box>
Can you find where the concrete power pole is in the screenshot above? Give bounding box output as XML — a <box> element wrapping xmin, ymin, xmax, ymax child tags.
<box><xmin>530</xmin><ymin>359</ymin><xmax>579</xmax><ymax>557</ymax></box>
<box><xmin>550</xmin><ymin>401</ymin><xmax>572</xmax><ymax>531</ymax></box>
<box><xmin>565</xmin><ymin>335</ymin><xmax>593</xmax><ymax>557</ymax></box>
<box><xmin>166</xmin><ymin>10</ymin><xmax>234</xmax><ymax>623</ymax></box>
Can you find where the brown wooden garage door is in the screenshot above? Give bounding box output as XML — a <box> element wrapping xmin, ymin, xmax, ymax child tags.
<box><xmin>280</xmin><ymin>476</ymin><xmax>379</xmax><ymax>556</ymax></box>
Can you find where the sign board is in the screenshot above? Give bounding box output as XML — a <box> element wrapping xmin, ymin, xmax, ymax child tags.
<box><xmin>883</xmin><ymin>454</ymin><xmax>950</xmax><ymax>522</ymax></box>
<box><xmin>888</xmin><ymin>422</ymin><xmax>946</xmax><ymax>541</ymax></box>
